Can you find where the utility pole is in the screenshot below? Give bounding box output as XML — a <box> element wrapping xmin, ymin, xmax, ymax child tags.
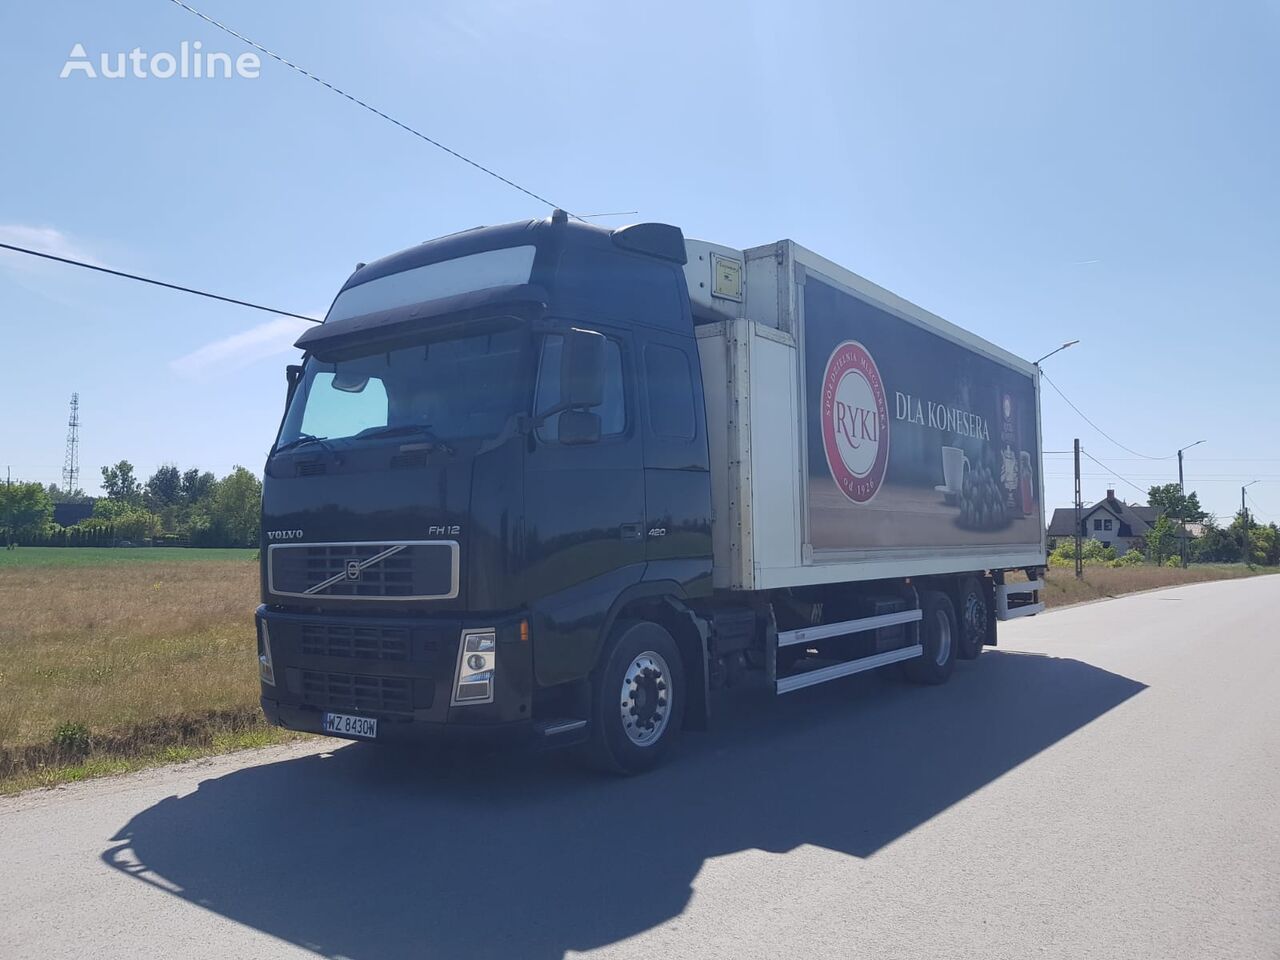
<box><xmin>1178</xmin><ymin>448</ymin><xmax>1184</xmax><ymax>566</ymax></box>
<box><xmin>1074</xmin><ymin>438</ymin><xmax>1083</xmax><ymax>579</ymax></box>
<box><xmin>1177</xmin><ymin>439</ymin><xmax>1205</xmax><ymax>567</ymax></box>
<box><xmin>1241</xmin><ymin>486</ymin><xmax>1248</xmax><ymax>566</ymax></box>
<box><xmin>5</xmin><ymin>466</ymin><xmax>11</xmax><ymax>551</ymax></box>
<box><xmin>1241</xmin><ymin>481</ymin><xmax>1259</xmax><ymax>566</ymax></box>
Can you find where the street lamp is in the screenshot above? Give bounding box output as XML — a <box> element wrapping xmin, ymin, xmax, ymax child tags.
<box><xmin>1030</xmin><ymin>338</ymin><xmax>1082</xmax><ymax>575</ymax></box>
<box><xmin>1177</xmin><ymin>439</ymin><xmax>1205</xmax><ymax>566</ymax></box>
<box><xmin>1034</xmin><ymin>340</ymin><xmax>1080</xmax><ymax>367</ymax></box>
<box><xmin>1242</xmin><ymin>480</ymin><xmax>1260</xmax><ymax>566</ymax></box>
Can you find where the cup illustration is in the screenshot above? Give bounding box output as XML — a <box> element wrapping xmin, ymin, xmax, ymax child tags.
<box><xmin>941</xmin><ymin>445</ymin><xmax>970</xmax><ymax>494</ymax></box>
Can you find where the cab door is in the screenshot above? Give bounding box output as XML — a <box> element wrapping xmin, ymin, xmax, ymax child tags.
<box><xmin>523</xmin><ymin>325</ymin><xmax>646</xmax><ymax>684</ymax></box>
<box><xmin>634</xmin><ymin>328</ymin><xmax>712</xmax><ymax>596</ymax></box>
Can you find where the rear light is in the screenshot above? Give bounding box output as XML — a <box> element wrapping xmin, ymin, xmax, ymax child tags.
<box><xmin>258</xmin><ymin>619</ymin><xmax>276</xmax><ymax>687</ymax></box>
<box><xmin>452</xmin><ymin>629</ymin><xmax>495</xmax><ymax>705</ymax></box>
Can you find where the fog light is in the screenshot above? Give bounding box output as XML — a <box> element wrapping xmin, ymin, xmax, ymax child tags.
<box><xmin>452</xmin><ymin>629</ymin><xmax>496</xmax><ymax>705</ymax></box>
<box><xmin>258</xmin><ymin>620</ymin><xmax>275</xmax><ymax>687</ymax></box>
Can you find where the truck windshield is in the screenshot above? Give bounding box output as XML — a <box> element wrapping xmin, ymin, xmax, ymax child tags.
<box><xmin>277</xmin><ymin>328</ymin><xmax>529</xmax><ymax>449</ymax></box>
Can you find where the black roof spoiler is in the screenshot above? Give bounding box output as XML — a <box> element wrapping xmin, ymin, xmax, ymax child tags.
<box><xmin>610</xmin><ymin>223</ymin><xmax>687</xmax><ymax>264</ymax></box>
<box><xmin>295</xmin><ymin>283</ymin><xmax>548</xmax><ymax>360</ymax></box>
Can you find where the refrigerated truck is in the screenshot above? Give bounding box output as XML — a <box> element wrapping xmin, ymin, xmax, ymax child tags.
<box><xmin>256</xmin><ymin>210</ymin><xmax>1045</xmax><ymax>772</ymax></box>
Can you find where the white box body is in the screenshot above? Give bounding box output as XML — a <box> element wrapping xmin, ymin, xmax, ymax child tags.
<box><xmin>691</xmin><ymin>239</ymin><xmax>1046</xmax><ymax>592</ymax></box>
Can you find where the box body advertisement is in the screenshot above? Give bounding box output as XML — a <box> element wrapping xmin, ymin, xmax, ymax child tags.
<box><xmin>803</xmin><ymin>274</ymin><xmax>1042</xmax><ymax>555</ymax></box>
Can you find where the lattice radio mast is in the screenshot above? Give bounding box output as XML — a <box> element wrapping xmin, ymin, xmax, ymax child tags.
<box><xmin>62</xmin><ymin>392</ymin><xmax>80</xmax><ymax>495</ymax></box>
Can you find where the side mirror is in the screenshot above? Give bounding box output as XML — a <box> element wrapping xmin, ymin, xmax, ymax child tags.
<box><xmin>560</xmin><ymin>328</ymin><xmax>605</xmax><ymax>410</ymax></box>
<box><xmin>285</xmin><ymin>364</ymin><xmax>304</xmax><ymax>404</ymax></box>
<box><xmin>558</xmin><ymin>409</ymin><xmax>602</xmax><ymax>446</ymax></box>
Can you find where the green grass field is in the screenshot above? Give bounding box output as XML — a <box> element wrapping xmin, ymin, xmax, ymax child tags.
<box><xmin>0</xmin><ymin>546</ymin><xmax>294</xmax><ymax>794</ymax></box>
<box><xmin>0</xmin><ymin>546</ymin><xmax>256</xmax><ymax>568</ymax></box>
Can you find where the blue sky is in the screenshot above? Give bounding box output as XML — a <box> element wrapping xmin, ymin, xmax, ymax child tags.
<box><xmin>1</xmin><ymin>0</ymin><xmax>1277</xmax><ymax>523</ymax></box>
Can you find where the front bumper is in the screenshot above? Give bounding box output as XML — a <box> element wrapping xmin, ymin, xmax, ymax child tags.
<box><xmin>255</xmin><ymin>605</ymin><xmax>533</xmax><ymax>743</ymax></box>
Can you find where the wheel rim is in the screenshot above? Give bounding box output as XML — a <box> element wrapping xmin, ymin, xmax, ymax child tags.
<box><xmin>963</xmin><ymin>591</ymin><xmax>988</xmax><ymax>646</ymax></box>
<box><xmin>619</xmin><ymin>650</ymin><xmax>672</xmax><ymax>747</ymax></box>
<box><xmin>933</xmin><ymin>610</ymin><xmax>952</xmax><ymax>666</ymax></box>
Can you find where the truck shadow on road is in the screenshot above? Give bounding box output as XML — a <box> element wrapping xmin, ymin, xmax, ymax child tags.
<box><xmin>103</xmin><ymin>651</ymin><xmax>1143</xmax><ymax>960</ymax></box>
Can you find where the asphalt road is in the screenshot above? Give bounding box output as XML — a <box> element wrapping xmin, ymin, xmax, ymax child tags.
<box><xmin>3</xmin><ymin>576</ymin><xmax>1278</xmax><ymax>960</ymax></box>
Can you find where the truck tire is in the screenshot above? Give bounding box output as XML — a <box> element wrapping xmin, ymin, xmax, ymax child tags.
<box><xmin>584</xmin><ymin>619</ymin><xmax>686</xmax><ymax>775</ymax></box>
<box><xmin>955</xmin><ymin>576</ymin><xmax>989</xmax><ymax>660</ymax></box>
<box><xmin>902</xmin><ymin>591</ymin><xmax>957</xmax><ymax>685</ymax></box>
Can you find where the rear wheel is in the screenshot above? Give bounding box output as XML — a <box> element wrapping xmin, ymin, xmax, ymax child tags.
<box><xmin>955</xmin><ymin>575</ymin><xmax>989</xmax><ymax>660</ymax></box>
<box><xmin>584</xmin><ymin>619</ymin><xmax>685</xmax><ymax>775</ymax></box>
<box><xmin>902</xmin><ymin>591</ymin><xmax>957</xmax><ymax>685</ymax></box>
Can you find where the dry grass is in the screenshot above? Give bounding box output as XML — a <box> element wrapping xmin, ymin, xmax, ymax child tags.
<box><xmin>1031</xmin><ymin>564</ymin><xmax>1275</xmax><ymax>608</ymax></box>
<box><xmin>0</xmin><ymin>554</ymin><xmax>304</xmax><ymax>791</ymax></box>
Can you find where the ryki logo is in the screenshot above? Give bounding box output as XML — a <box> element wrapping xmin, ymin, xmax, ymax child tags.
<box><xmin>820</xmin><ymin>340</ymin><xmax>890</xmax><ymax>503</ymax></box>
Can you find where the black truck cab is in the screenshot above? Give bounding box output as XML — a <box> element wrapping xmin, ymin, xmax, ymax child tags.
<box><xmin>257</xmin><ymin>214</ymin><xmax>713</xmax><ymax>764</ymax></box>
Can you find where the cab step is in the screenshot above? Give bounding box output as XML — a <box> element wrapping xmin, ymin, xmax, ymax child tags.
<box><xmin>532</xmin><ymin>718</ymin><xmax>589</xmax><ymax>747</ymax></box>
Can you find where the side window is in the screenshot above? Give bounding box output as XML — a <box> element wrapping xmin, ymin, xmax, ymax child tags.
<box><xmin>644</xmin><ymin>343</ymin><xmax>695</xmax><ymax>440</ymax></box>
<box><xmin>1093</xmin><ymin>519</ymin><xmax>1103</xmax><ymax>531</ymax></box>
<box><xmin>535</xmin><ymin>334</ymin><xmax>626</xmax><ymax>441</ymax></box>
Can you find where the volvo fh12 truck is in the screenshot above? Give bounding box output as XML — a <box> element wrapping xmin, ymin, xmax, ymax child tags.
<box><xmin>256</xmin><ymin>210</ymin><xmax>1045</xmax><ymax>773</ymax></box>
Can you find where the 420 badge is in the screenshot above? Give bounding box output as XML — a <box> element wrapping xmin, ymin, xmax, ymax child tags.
<box><xmin>820</xmin><ymin>341</ymin><xmax>890</xmax><ymax>503</ymax></box>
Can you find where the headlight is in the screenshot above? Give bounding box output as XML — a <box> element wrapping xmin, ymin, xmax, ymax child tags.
<box><xmin>452</xmin><ymin>629</ymin><xmax>496</xmax><ymax>704</ymax></box>
<box><xmin>258</xmin><ymin>619</ymin><xmax>276</xmax><ymax>687</ymax></box>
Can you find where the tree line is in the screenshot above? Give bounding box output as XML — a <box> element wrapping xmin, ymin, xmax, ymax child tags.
<box><xmin>1</xmin><ymin>461</ymin><xmax>262</xmax><ymax>548</ymax></box>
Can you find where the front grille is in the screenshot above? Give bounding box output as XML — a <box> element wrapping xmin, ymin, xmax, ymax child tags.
<box><xmin>269</xmin><ymin>541</ymin><xmax>458</xmax><ymax>600</ymax></box>
<box><xmin>301</xmin><ymin>670</ymin><xmax>418</xmax><ymax>716</ymax></box>
<box><xmin>299</xmin><ymin>622</ymin><xmax>409</xmax><ymax>661</ymax></box>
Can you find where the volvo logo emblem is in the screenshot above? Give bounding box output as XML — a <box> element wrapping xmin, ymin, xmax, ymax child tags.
<box><xmin>345</xmin><ymin>559</ymin><xmax>361</xmax><ymax>581</ymax></box>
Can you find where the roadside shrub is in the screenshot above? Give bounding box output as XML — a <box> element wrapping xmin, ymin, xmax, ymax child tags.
<box><xmin>52</xmin><ymin>721</ymin><xmax>91</xmax><ymax>756</ymax></box>
<box><xmin>1050</xmin><ymin>539</ymin><xmax>1115</xmax><ymax>566</ymax></box>
<box><xmin>1164</xmin><ymin>555</ymin><xmax>1182</xmax><ymax>567</ymax></box>
<box><xmin>1109</xmin><ymin>550</ymin><xmax>1145</xmax><ymax>568</ymax></box>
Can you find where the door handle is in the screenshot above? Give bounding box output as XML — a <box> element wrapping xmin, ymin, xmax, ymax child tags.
<box><xmin>619</xmin><ymin>523</ymin><xmax>644</xmax><ymax>542</ymax></box>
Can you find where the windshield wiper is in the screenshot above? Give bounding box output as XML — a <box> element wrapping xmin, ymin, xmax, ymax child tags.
<box><xmin>359</xmin><ymin>424</ymin><xmax>454</xmax><ymax>454</ymax></box>
<box><xmin>274</xmin><ymin>433</ymin><xmax>333</xmax><ymax>455</ymax></box>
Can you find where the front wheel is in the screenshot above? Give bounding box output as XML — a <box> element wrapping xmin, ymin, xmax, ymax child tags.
<box><xmin>584</xmin><ymin>619</ymin><xmax>685</xmax><ymax>775</ymax></box>
<box><xmin>902</xmin><ymin>591</ymin><xmax>957</xmax><ymax>685</ymax></box>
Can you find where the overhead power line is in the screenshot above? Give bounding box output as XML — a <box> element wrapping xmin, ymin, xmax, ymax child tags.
<box><xmin>1245</xmin><ymin>491</ymin><xmax>1271</xmax><ymax>522</ymax></box>
<box><xmin>1040</xmin><ymin>372</ymin><xmax>1174</xmax><ymax>461</ymax></box>
<box><xmin>1079</xmin><ymin>448</ymin><xmax>1149</xmax><ymax>497</ymax></box>
<box><xmin>1044</xmin><ymin>453</ymin><xmax>1280</xmax><ymax>463</ymax></box>
<box><xmin>167</xmin><ymin>0</ymin><xmax>579</xmax><ymax>219</ymax></box>
<box><xmin>1048</xmin><ymin>475</ymin><xmax>1280</xmax><ymax>482</ymax></box>
<box><xmin>0</xmin><ymin>242</ymin><xmax>318</xmax><ymax>322</ymax></box>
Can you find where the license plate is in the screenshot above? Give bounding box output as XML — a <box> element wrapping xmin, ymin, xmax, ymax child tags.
<box><xmin>323</xmin><ymin>712</ymin><xmax>378</xmax><ymax>739</ymax></box>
